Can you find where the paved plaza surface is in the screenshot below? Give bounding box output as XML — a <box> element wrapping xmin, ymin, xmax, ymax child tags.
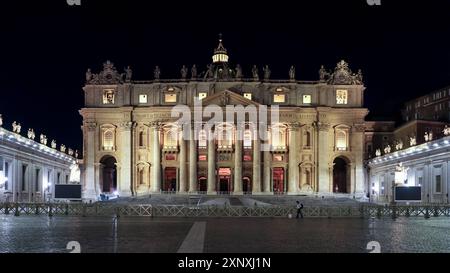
<box><xmin>1</xmin><ymin>215</ymin><xmax>449</xmax><ymax>253</ymax></box>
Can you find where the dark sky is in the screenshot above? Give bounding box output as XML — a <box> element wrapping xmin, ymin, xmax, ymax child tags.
<box><xmin>1</xmin><ymin>0</ymin><xmax>450</xmax><ymax>153</ymax></box>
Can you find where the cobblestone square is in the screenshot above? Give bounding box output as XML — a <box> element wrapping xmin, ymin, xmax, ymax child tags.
<box><xmin>1</xmin><ymin>215</ymin><xmax>449</xmax><ymax>253</ymax></box>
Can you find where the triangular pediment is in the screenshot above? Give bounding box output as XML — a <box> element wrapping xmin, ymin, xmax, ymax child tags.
<box><xmin>201</xmin><ymin>90</ymin><xmax>261</xmax><ymax>107</ymax></box>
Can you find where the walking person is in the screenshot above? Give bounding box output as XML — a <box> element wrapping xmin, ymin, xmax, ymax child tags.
<box><xmin>296</xmin><ymin>201</ymin><xmax>304</xmax><ymax>219</ymax></box>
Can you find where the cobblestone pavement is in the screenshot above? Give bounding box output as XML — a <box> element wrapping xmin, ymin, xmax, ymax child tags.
<box><xmin>0</xmin><ymin>215</ymin><xmax>449</xmax><ymax>253</ymax></box>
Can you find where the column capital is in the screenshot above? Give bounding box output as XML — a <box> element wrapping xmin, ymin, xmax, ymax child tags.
<box><xmin>288</xmin><ymin>122</ymin><xmax>302</xmax><ymax>130</ymax></box>
<box><xmin>314</xmin><ymin>121</ymin><xmax>330</xmax><ymax>131</ymax></box>
<box><xmin>352</xmin><ymin>123</ymin><xmax>366</xmax><ymax>133</ymax></box>
<box><xmin>119</xmin><ymin>121</ymin><xmax>136</xmax><ymax>131</ymax></box>
<box><xmin>85</xmin><ymin>122</ymin><xmax>97</xmax><ymax>131</ymax></box>
<box><xmin>149</xmin><ymin>121</ymin><xmax>164</xmax><ymax>130</ymax></box>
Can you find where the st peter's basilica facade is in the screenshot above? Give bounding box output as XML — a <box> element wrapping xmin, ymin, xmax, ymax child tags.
<box><xmin>80</xmin><ymin>39</ymin><xmax>368</xmax><ymax>199</ymax></box>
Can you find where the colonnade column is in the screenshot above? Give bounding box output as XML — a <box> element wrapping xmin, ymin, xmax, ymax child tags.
<box><xmin>288</xmin><ymin>124</ymin><xmax>299</xmax><ymax>194</ymax></box>
<box><xmin>179</xmin><ymin>127</ymin><xmax>187</xmax><ymax>193</ymax></box>
<box><xmin>151</xmin><ymin>123</ymin><xmax>161</xmax><ymax>193</ymax></box>
<box><xmin>234</xmin><ymin>139</ymin><xmax>243</xmax><ymax>195</ymax></box>
<box><xmin>189</xmin><ymin>123</ymin><xmax>198</xmax><ymax>193</ymax></box>
<box><xmin>83</xmin><ymin>122</ymin><xmax>97</xmax><ymax>200</ymax></box>
<box><xmin>119</xmin><ymin>121</ymin><xmax>133</xmax><ymax>197</ymax></box>
<box><xmin>263</xmin><ymin>140</ymin><xmax>272</xmax><ymax>194</ymax></box>
<box><xmin>252</xmin><ymin>132</ymin><xmax>262</xmax><ymax>194</ymax></box>
<box><xmin>207</xmin><ymin>130</ymin><xmax>216</xmax><ymax>194</ymax></box>
<box><xmin>316</xmin><ymin>122</ymin><xmax>331</xmax><ymax>193</ymax></box>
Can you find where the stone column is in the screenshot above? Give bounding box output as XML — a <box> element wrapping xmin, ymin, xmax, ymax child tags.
<box><xmin>352</xmin><ymin>124</ymin><xmax>366</xmax><ymax>197</ymax></box>
<box><xmin>234</xmin><ymin>139</ymin><xmax>243</xmax><ymax>195</ymax></box>
<box><xmin>263</xmin><ymin>143</ymin><xmax>272</xmax><ymax>193</ymax></box>
<box><xmin>151</xmin><ymin>123</ymin><xmax>161</xmax><ymax>193</ymax></box>
<box><xmin>316</xmin><ymin>122</ymin><xmax>331</xmax><ymax>194</ymax></box>
<box><xmin>83</xmin><ymin>122</ymin><xmax>97</xmax><ymax>200</ymax></box>
<box><xmin>189</xmin><ymin>124</ymin><xmax>197</xmax><ymax>193</ymax></box>
<box><xmin>207</xmin><ymin>130</ymin><xmax>216</xmax><ymax>194</ymax></box>
<box><xmin>288</xmin><ymin>124</ymin><xmax>299</xmax><ymax>194</ymax></box>
<box><xmin>179</xmin><ymin>128</ymin><xmax>187</xmax><ymax>193</ymax></box>
<box><xmin>119</xmin><ymin>122</ymin><xmax>133</xmax><ymax>197</ymax></box>
<box><xmin>252</xmin><ymin>134</ymin><xmax>262</xmax><ymax>194</ymax></box>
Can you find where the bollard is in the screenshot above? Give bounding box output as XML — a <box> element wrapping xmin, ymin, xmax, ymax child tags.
<box><xmin>424</xmin><ymin>207</ymin><xmax>430</xmax><ymax>219</ymax></box>
<box><xmin>433</xmin><ymin>206</ymin><xmax>439</xmax><ymax>217</ymax></box>
<box><xmin>14</xmin><ymin>203</ymin><xmax>20</xmax><ymax>217</ymax></box>
<box><xmin>48</xmin><ymin>204</ymin><xmax>53</xmax><ymax>218</ymax></box>
<box><xmin>65</xmin><ymin>204</ymin><xmax>69</xmax><ymax>216</ymax></box>
<box><xmin>35</xmin><ymin>204</ymin><xmax>40</xmax><ymax>215</ymax></box>
<box><xmin>5</xmin><ymin>203</ymin><xmax>9</xmax><ymax>215</ymax></box>
<box><xmin>392</xmin><ymin>205</ymin><xmax>397</xmax><ymax>220</ymax></box>
<box><xmin>405</xmin><ymin>207</ymin><xmax>410</xmax><ymax>217</ymax></box>
<box><xmin>82</xmin><ymin>204</ymin><xmax>87</xmax><ymax>217</ymax></box>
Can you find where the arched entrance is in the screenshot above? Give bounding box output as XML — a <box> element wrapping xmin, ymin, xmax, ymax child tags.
<box><xmin>333</xmin><ymin>157</ymin><xmax>349</xmax><ymax>193</ymax></box>
<box><xmin>198</xmin><ymin>177</ymin><xmax>207</xmax><ymax>192</ymax></box>
<box><xmin>100</xmin><ymin>156</ymin><xmax>117</xmax><ymax>193</ymax></box>
<box><xmin>243</xmin><ymin>176</ymin><xmax>252</xmax><ymax>193</ymax></box>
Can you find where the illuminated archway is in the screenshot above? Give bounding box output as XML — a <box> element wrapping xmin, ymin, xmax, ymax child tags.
<box><xmin>333</xmin><ymin>157</ymin><xmax>350</xmax><ymax>193</ymax></box>
<box><xmin>100</xmin><ymin>155</ymin><xmax>117</xmax><ymax>193</ymax></box>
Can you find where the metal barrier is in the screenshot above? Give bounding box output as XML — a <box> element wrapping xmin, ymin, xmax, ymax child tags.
<box><xmin>1</xmin><ymin>202</ymin><xmax>449</xmax><ymax>218</ymax></box>
<box><xmin>362</xmin><ymin>204</ymin><xmax>450</xmax><ymax>218</ymax></box>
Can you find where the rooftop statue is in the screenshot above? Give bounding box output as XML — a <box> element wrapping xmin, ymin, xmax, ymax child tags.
<box><xmin>51</xmin><ymin>140</ymin><xmax>57</xmax><ymax>149</ymax></box>
<box><xmin>263</xmin><ymin>65</ymin><xmax>271</xmax><ymax>80</ymax></box>
<box><xmin>252</xmin><ymin>65</ymin><xmax>259</xmax><ymax>81</ymax></box>
<box><xmin>375</xmin><ymin>149</ymin><xmax>381</xmax><ymax>157</ymax></box>
<box><xmin>384</xmin><ymin>144</ymin><xmax>391</xmax><ymax>154</ymax></box>
<box><xmin>124</xmin><ymin>66</ymin><xmax>132</xmax><ymax>82</ymax></box>
<box><xmin>191</xmin><ymin>65</ymin><xmax>197</xmax><ymax>79</ymax></box>
<box><xmin>27</xmin><ymin>129</ymin><xmax>35</xmax><ymax>140</ymax></box>
<box><xmin>12</xmin><ymin>121</ymin><xmax>21</xmax><ymax>134</ymax></box>
<box><xmin>319</xmin><ymin>65</ymin><xmax>330</xmax><ymax>82</ymax></box>
<box><xmin>443</xmin><ymin>125</ymin><xmax>450</xmax><ymax>136</ymax></box>
<box><xmin>409</xmin><ymin>136</ymin><xmax>417</xmax><ymax>146</ymax></box>
<box><xmin>181</xmin><ymin>65</ymin><xmax>188</xmax><ymax>79</ymax></box>
<box><xmin>86</xmin><ymin>68</ymin><xmax>93</xmax><ymax>83</ymax></box>
<box><xmin>235</xmin><ymin>64</ymin><xmax>243</xmax><ymax>79</ymax></box>
<box><xmin>289</xmin><ymin>66</ymin><xmax>296</xmax><ymax>81</ymax></box>
<box><xmin>206</xmin><ymin>64</ymin><xmax>214</xmax><ymax>78</ymax></box>
<box><xmin>154</xmin><ymin>66</ymin><xmax>161</xmax><ymax>80</ymax></box>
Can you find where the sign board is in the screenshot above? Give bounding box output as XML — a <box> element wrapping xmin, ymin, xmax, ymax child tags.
<box><xmin>395</xmin><ymin>186</ymin><xmax>421</xmax><ymax>202</ymax></box>
<box><xmin>54</xmin><ymin>184</ymin><xmax>82</xmax><ymax>199</ymax></box>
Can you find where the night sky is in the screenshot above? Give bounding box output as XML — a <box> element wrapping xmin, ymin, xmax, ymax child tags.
<box><xmin>1</xmin><ymin>0</ymin><xmax>450</xmax><ymax>153</ymax></box>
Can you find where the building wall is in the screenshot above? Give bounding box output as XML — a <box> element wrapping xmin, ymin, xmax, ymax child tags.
<box><xmin>368</xmin><ymin>136</ymin><xmax>450</xmax><ymax>204</ymax></box>
<box><xmin>0</xmin><ymin>128</ymin><xmax>76</xmax><ymax>203</ymax></box>
<box><xmin>80</xmin><ymin>60</ymin><xmax>369</xmax><ymax>199</ymax></box>
<box><xmin>402</xmin><ymin>86</ymin><xmax>450</xmax><ymax>122</ymax></box>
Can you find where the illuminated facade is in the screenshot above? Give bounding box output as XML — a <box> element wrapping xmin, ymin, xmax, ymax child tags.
<box><xmin>0</xmin><ymin>123</ymin><xmax>77</xmax><ymax>203</ymax></box>
<box><xmin>368</xmin><ymin>135</ymin><xmax>450</xmax><ymax>204</ymax></box>
<box><xmin>80</xmin><ymin>39</ymin><xmax>368</xmax><ymax>199</ymax></box>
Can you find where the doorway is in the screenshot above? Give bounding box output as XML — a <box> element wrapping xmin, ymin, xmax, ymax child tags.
<box><xmin>218</xmin><ymin>168</ymin><xmax>231</xmax><ymax>193</ymax></box>
<box><xmin>333</xmin><ymin>157</ymin><xmax>349</xmax><ymax>193</ymax></box>
<box><xmin>273</xmin><ymin>167</ymin><xmax>284</xmax><ymax>193</ymax></box>
<box><xmin>163</xmin><ymin>167</ymin><xmax>177</xmax><ymax>192</ymax></box>
<box><xmin>100</xmin><ymin>156</ymin><xmax>117</xmax><ymax>193</ymax></box>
